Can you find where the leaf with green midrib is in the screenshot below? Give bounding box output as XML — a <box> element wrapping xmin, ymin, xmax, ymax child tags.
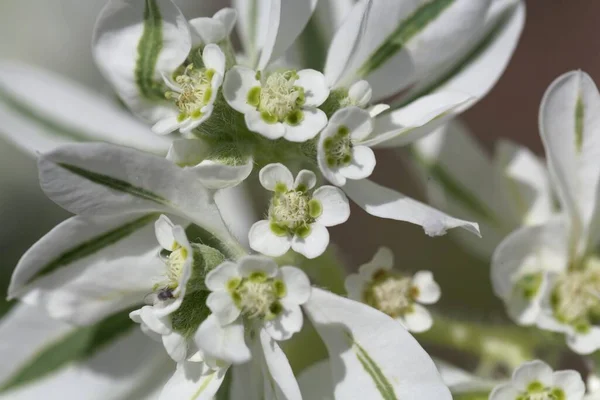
<box><xmin>0</xmin><ymin>309</ymin><xmax>137</xmax><ymax>393</ymax></box>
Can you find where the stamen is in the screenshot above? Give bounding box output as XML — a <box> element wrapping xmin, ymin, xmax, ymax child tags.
<box><xmin>230</xmin><ymin>274</ymin><xmax>286</xmax><ymax>320</ymax></box>
<box><xmin>255</xmin><ymin>70</ymin><xmax>304</xmax><ymax>123</ymax></box>
<box><xmin>363</xmin><ymin>271</ymin><xmax>417</xmax><ymax>318</ymax></box>
<box><xmin>166</xmin><ymin>65</ymin><xmax>214</xmax><ymax>120</ymax></box>
<box><xmin>324</xmin><ymin>125</ymin><xmax>353</xmax><ymax>167</ymax></box>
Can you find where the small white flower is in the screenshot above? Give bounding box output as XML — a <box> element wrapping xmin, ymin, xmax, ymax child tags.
<box><xmin>130</xmin><ymin>215</ymin><xmax>193</xmax><ymax>362</ymax></box>
<box><xmin>223</xmin><ymin>66</ymin><xmax>330</xmax><ymax>142</ymax></box>
<box><xmin>345</xmin><ymin>247</ymin><xmax>441</xmax><ymax>333</ymax></box>
<box><xmin>249</xmin><ymin>163</ymin><xmax>350</xmax><ymax>259</ymax></box>
<box><xmin>490</xmin><ymin>360</ymin><xmax>585</xmax><ymax>400</ymax></box>
<box><xmin>154</xmin><ymin>44</ymin><xmax>226</xmax><ymax>135</ymax></box>
<box><xmin>196</xmin><ymin>255</ymin><xmax>311</xmax><ymax>362</ymax></box>
<box><xmin>317</xmin><ymin>106</ymin><xmax>376</xmax><ymax>186</ymax></box>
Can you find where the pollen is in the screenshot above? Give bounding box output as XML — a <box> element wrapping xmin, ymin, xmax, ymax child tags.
<box><xmin>166</xmin><ymin>65</ymin><xmax>215</xmax><ymax>120</ymax></box>
<box><xmin>165</xmin><ymin>245</ymin><xmax>188</xmax><ymax>289</ymax></box>
<box><xmin>269</xmin><ymin>190</ymin><xmax>317</xmax><ymax>234</ymax></box>
<box><xmin>324</xmin><ymin>125</ymin><xmax>353</xmax><ymax>167</ymax></box>
<box><xmin>231</xmin><ymin>274</ymin><xmax>286</xmax><ymax>320</ymax></box>
<box><xmin>255</xmin><ymin>70</ymin><xmax>305</xmax><ymax>123</ymax></box>
<box><xmin>363</xmin><ymin>271</ymin><xmax>417</xmax><ymax>318</ymax></box>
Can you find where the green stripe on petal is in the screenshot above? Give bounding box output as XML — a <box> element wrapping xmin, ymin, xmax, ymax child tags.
<box><xmin>346</xmin><ymin>332</ymin><xmax>397</xmax><ymax>400</ymax></box>
<box><xmin>25</xmin><ymin>213</ymin><xmax>159</xmax><ymax>286</ymax></box>
<box><xmin>191</xmin><ymin>371</ymin><xmax>217</xmax><ymax>400</ymax></box>
<box><xmin>0</xmin><ymin>309</ymin><xmax>136</xmax><ymax>393</ymax></box>
<box><xmin>358</xmin><ymin>0</ymin><xmax>455</xmax><ymax>77</ymax></box>
<box><xmin>410</xmin><ymin>148</ymin><xmax>501</xmax><ymax>228</ymax></box>
<box><xmin>58</xmin><ymin>163</ymin><xmax>171</xmax><ymax>206</ymax></box>
<box><xmin>575</xmin><ymin>95</ymin><xmax>584</xmax><ymax>152</ymax></box>
<box><xmin>0</xmin><ymin>84</ymin><xmax>87</xmax><ymax>142</ymax></box>
<box><xmin>136</xmin><ymin>0</ymin><xmax>166</xmax><ymax>100</ymax></box>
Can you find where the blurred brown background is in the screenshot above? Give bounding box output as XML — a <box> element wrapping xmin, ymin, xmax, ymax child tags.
<box><xmin>1</xmin><ymin>0</ymin><xmax>599</xmax><ymax>319</ymax></box>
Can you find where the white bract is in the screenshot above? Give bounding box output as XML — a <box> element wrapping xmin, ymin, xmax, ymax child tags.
<box><xmin>345</xmin><ymin>247</ymin><xmax>441</xmax><ymax>333</ymax></box>
<box><xmin>492</xmin><ymin>71</ymin><xmax>600</xmax><ymax>354</ymax></box>
<box><xmin>490</xmin><ymin>360</ymin><xmax>585</xmax><ymax>400</ymax></box>
<box><xmin>249</xmin><ymin>163</ymin><xmax>350</xmax><ymax>259</ymax></box>
<box><xmin>224</xmin><ymin>66</ymin><xmax>329</xmax><ymax>141</ymax></box>
<box><xmin>197</xmin><ymin>255</ymin><xmax>310</xmax><ymax>363</ymax></box>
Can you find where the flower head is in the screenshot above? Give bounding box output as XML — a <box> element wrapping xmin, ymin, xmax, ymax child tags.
<box><xmin>346</xmin><ymin>247</ymin><xmax>441</xmax><ymax>333</ymax></box>
<box><xmin>249</xmin><ymin>163</ymin><xmax>350</xmax><ymax>259</ymax></box>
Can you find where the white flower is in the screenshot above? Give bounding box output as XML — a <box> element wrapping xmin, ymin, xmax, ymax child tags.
<box><xmin>489</xmin><ymin>360</ymin><xmax>585</xmax><ymax>400</ymax></box>
<box><xmin>345</xmin><ymin>247</ymin><xmax>441</xmax><ymax>333</ymax></box>
<box><xmin>129</xmin><ymin>215</ymin><xmax>193</xmax><ymax>362</ymax></box>
<box><xmin>196</xmin><ymin>255</ymin><xmax>311</xmax><ymax>362</ymax></box>
<box><xmin>491</xmin><ymin>71</ymin><xmax>600</xmax><ymax>353</ymax></box>
<box><xmin>223</xmin><ymin>66</ymin><xmax>329</xmax><ymax>142</ymax></box>
<box><xmin>249</xmin><ymin>163</ymin><xmax>350</xmax><ymax>259</ymax></box>
<box><xmin>93</xmin><ymin>1</ymin><xmax>234</xmax><ymax>135</ymax></box>
<box><xmin>317</xmin><ymin>106</ymin><xmax>376</xmax><ymax>186</ymax></box>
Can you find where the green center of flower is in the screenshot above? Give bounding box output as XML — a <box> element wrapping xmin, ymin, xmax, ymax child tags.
<box><xmin>550</xmin><ymin>263</ymin><xmax>600</xmax><ymax>333</ymax></box>
<box><xmin>517</xmin><ymin>381</ymin><xmax>565</xmax><ymax>400</ymax></box>
<box><xmin>363</xmin><ymin>270</ymin><xmax>418</xmax><ymax>318</ymax></box>
<box><xmin>323</xmin><ymin>125</ymin><xmax>353</xmax><ymax>167</ymax></box>
<box><xmin>228</xmin><ymin>272</ymin><xmax>287</xmax><ymax>320</ymax></box>
<box><xmin>247</xmin><ymin>70</ymin><xmax>305</xmax><ymax>125</ymax></box>
<box><xmin>166</xmin><ymin>65</ymin><xmax>215</xmax><ymax>121</ymax></box>
<box><xmin>268</xmin><ymin>186</ymin><xmax>322</xmax><ymax>237</ymax></box>
<box><xmin>514</xmin><ymin>272</ymin><xmax>544</xmax><ymax>300</ymax></box>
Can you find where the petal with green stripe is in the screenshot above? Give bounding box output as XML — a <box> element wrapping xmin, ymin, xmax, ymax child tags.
<box><xmin>304</xmin><ymin>288</ymin><xmax>452</xmax><ymax>400</ymax></box>
<box><xmin>93</xmin><ymin>0</ymin><xmax>191</xmax><ymax>122</ymax></box>
<box><xmin>0</xmin><ymin>304</ymin><xmax>171</xmax><ymax>399</ymax></box>
<box><xmin>9</xmin><ymin>213</ymin><xmax>164</xmax><ymax>325</ymax></box>
<box><xmin>0</xmin><ymin>62</ymin><xmax>170</xmax><ymax>156</ymax></box>
<box><xmin>159</xmin><ymin>361</ymin><xmax>227</xmax><ymax>400</ymax></box>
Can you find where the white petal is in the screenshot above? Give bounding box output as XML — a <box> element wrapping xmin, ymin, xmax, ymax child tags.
<box><xmin>489</xmin><ymin>383</ymin><xmax>520</xmax><ymax>400</ymax></box>
<box><xmin>337</xmin><ymin>146</ymin><xmax>376</xmax><ymax>180</ymax></box>
<box><xmin>162</xmin><ymin>331</ymin><xmax>188</xmax><ymax>362</ymax></box>
<box><xmin>192</xmin><ymin>158</ymin><xmax>254</xmax><ymax>190</ymax></box>
<box><xmin>552</xmin><ymin>370</ymin><xmax>586</xmax><ymax>399</ymax></box>
<box><xmin>259</xmin><ymin>329</ymin><xmax>303</xmax><ymax>400</ymax></box>
<box><xmin>360</xmin><ymin>247</ymin><xmax>395</xmax><ymax>276</ymax></box>
<box><xmin>138</xmin><ymin>306</ymin><xmax>171</xmax><ymax>336</ymax></box>
<box><xmin>259</xmin><ymin>163</ymin><xmax>294</xmax><ymax>191</ymax></box>
<box><xmin>8</xmin><ymin>214</ymin><xmax>163</xmax><ymax>325</ymax></box>
<box><xmin>92</xmin><ymin>0</ymin><xmax>191</xmax><ymax>122</ymax></box>
<box><xmin>512</xmin><ymin>360</ymin><xmax>553</xmax><ymax>390</ymax></box>
<box><xmin>249</xmin><ymin>220</ymin><xmax>292</xmax><ymax>257</ymax></box>
<box><xmin>256</xmin><ymin>0</ymin><xmax>318</xmax><ymax>70</ymax></box>
<box><xmin>344</xmin><ymin>179</ymin><xmax>481</xmax><ymax>237</ymax></box>
<box><xmin>155</xmin><ymin>214</ymin><xmax>176</xmax><ymax>250</ymax></box>
<box><xmin>195</xmin><ymin>315</ymin><xmax>251</xmax><ymax>365</ymax></box>
<box><xmin>238</xmin><ymin>255</ymin><xmax>279</xmax><ymax>278</ymax></box>
<box><xmin>283</xmin><ymin>108</ymin><xmax>328</xmax><ymax>142</ymax></box>
<box><xmin>37</xmin><ymin>143</ymin><xmax>236</xmax><ymax>246</ymax></box>
<box><xmin>207</xmin><ymin>291</ymin><xmax>241</xmax><ymax>326</ymax></box>
<box><xmin>491</xmin><ymin>218</ymin><xmax>568</xmax><ymax>302</ymax></box>
<box><xmin>329</xmin><ymin>106</ymin><xmax>374</xmax><ymax>142</ymax></box>
<box><xmin>344</xmin><ymin>274</ymin><xmax>367</xmax><ymax>302</ymax></box>
<box><xmin>296</xmin><ymin>69</ymin><xmax>330</xmax><ymax>107</ymax></box>
<box><xmin>297</xmin><ymin>360</ymin><xmax>334</xmax><ymax>400</ymax></box>
<box><xmin>202</xmin><ymin>43</ymin><xmax>226</xmax><ymax>75</ymax></box>
<box><xmin>567</xmin><ymin>327</ymin><xmax>600</xmax><ymax>355</ymax></box>
<box><xmin>362</xmin><ymin>91</ymin><xmax>475</xmax><ymax>148</ymax></box>
<box><xmin>312</xmin><ymin>186</ymin><xmax>351</xmax><ymax>227</ymax></box>
<box><xmin>348</xmin><ymin>80</ymin><xmax>373</xmax><ymax>107</ymax></box>
<box><xmin>399</xmin><ymin>304</ymin><xmax>433</xmax><ymax>333</ymax></box>
<box><xmin>152</xmin><ymin>115</ymin><xmax>182</xmax><ymax>135</ymax></box>
<box><xmin>279</xmin><ymin>266</ymin><xmax>311</xmax><ymax>304</ymax></box>
<box><xmin>304</xmin><ymin>288</ymin><xmax>452</xmax><ymax>400</ymax></box>
<box><xmin>291</xmin><ymin>223</ymin><xmax>330</xmax><ymax>259</ymax></box>
<box><xmin>294</xmin><ymin>170</ymin><xmax>317</xmax><ymax>191</ymax></box>
<box><xmin>369</xmin><ymin>104</ymin><xmax>391</xmax><ymax>118</ymax></box>
<box><xmin>412</xmin><ymin>271</ymin><xmax>441</xmax><ymax>304</ymax></box>
<box><xmin>264</xmin><ymin>302</ymin><xmax>303</xmax><ymax>341</ymax></box>
<box><xmin>0</xmin><ymin>62</ymin><xmax>170</xmax><ymax>155</ymax></box>
<box><xmin>317</xmin><ymin>143</ymin><xmax>346</xmax><ymax>186</ymax></box>
<box><xmin>166</xmin><ymin>138</ymin><xmax>208</xmax><ymax>166</ymax></box>
<box><xmin>223</xmin><ymin>66</ymin><xmax>260</xmax><ymax>114</ymax></box>
<box><xmin>246</xmin><ymin>109</ymin><xmax>287</xmax><ymax>139</ymax></box>
<box><xmin>214</xmin><ymin>8</ymin><xmax>237</xmax><ymax>35</ymax></box>
<box><xmin>505</xmin><ymin>281</ymin><xmax>547</xmax><ymax>327</ymax></box>
<box><xmin>540</xmin><ymin>70</ymin><xmax>600</xmax><ymax>249</ymax></box>
<box><xmin>159</xmin><ymin>362</ymin><xmax>227</xmax><ymax>400</ymax></box>
<box><xmin>205</xmin><ymin>261</ymin><xmax>240</xmax><ymax>292</ymax></box>
<box><xmin>189</xmin><ymin>17</ymin><xmax>227</xmax><ymax>45</ymax></box>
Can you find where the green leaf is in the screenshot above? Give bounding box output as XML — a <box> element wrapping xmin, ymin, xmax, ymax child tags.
<box><xmin>136</xmin><ymin>0</ymin><xmax>166</xmax><ymax>100</ymax></box>
<box><xmin>0</xmin><ymin>308</ymin><xmax>137</xmax><ymax>393</ymax></box>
